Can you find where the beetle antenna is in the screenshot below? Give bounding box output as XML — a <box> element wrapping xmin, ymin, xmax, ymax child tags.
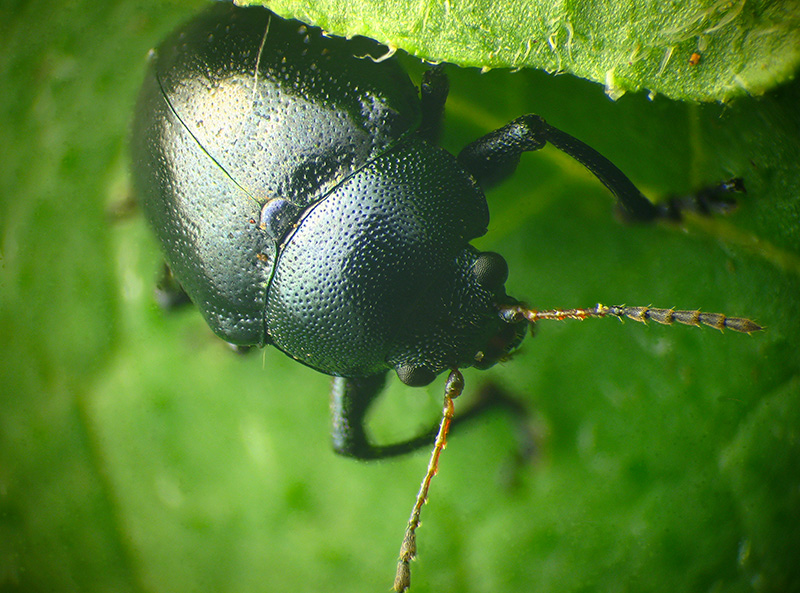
<box><xmin>394</xmin><ymin>369</ymin><xmax>464</xmax><ymax>592</ymax></box>
<box><xmin>498</xmin><ymin>303</ymin><xmax>762</xmax><ymax>334</ymax></box>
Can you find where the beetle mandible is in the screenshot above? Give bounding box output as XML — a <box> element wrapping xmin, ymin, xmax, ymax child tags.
<box><xmin>131</xmin><ymin>4</ymin><xmax>761</xmax><ymax>591</ymax></box>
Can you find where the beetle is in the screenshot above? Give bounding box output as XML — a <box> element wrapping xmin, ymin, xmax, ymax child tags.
<box><xmin>131</xmin><ymin>4</ymin><xmax>760</xmax><ymax>590</ymax></box>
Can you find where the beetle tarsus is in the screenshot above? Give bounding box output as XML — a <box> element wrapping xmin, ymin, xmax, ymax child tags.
<box><xmin>648</xmin><ymin>177</ymin><xmax>745</xmax><ymax>222</ymax></box>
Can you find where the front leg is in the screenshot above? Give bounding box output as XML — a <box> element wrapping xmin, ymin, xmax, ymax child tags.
<box><xmin>330</xmin><ymin>374</ymin><xmax>539</xmax><ymax>462</ymax></box>
<box><xmin>330</xmin><ymin>374</ymin><xmax>439</xmax><ymax>460</ymax></box>
<box><xmin>458</xmin><ymin>114</ymin><xmax>660</xmax><ymax>222</ymax></box>
<box><xmin>457</xmin><ymin>114</ymin><xmax>747</xmax><ymax>223</ymax></box>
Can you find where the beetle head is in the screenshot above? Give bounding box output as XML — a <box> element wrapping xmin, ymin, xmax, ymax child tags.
<box><xmin>390</xmin><ymin>250</ymin><xmax>528</xmax><ymax>387</ymax></box>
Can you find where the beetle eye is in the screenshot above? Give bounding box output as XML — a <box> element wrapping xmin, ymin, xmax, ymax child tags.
<box><xmin>471</xmin><ymin>251</ymin><xmax>509</xmax><ymax>292</ymax></box>
<box><xmin>259</xmin><ymin>198</ymin><xmax>300</xmax><ymax>242</ymax></box>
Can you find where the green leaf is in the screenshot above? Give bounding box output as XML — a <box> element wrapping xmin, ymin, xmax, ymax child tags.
<box><xmin>243</xmin><ymin>0</ymin><xmax>800</xmax><ymax>101</ymax></box>
<box><xmin>1</xmin><ymin>2</ymin><xmax>798</xmax><ymax>593</ymax></box>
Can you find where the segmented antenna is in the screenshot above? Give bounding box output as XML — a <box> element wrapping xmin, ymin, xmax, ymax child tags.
<box><xmin>391</xmin><ymin>304</ymin><xmax>759</xmax><ymax>591</ymax></box>
<box><xmin>499</xmin><ymin>303</ymin><xmax>762</xmax><ymax>334</ymax></box>
<box><xmin>394</xmin><ymin>369</ymin><xmax>464</xmax><ymax>593</ymax></box>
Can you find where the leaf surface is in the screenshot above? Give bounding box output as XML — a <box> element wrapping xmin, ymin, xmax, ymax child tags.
<box><xmin>244</xmin><ymin>0</ymin><xmax>800</xmax><ymax>100</ymax></box>
<box><xmin>1</xmin><ymin>2</ymin><xmax>798</xmax><ymax>593</ymax></box>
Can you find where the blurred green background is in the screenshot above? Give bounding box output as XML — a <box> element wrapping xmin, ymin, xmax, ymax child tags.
<box><xmin>1</xmin><ymin>1</ymin><xmax>799</xmax><ymax>592</ymax></box>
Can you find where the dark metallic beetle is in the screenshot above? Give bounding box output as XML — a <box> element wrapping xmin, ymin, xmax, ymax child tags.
<box><xmin>132</xmin><ymin>4</ymin><xmax>760</xmax><ymax>590</ymax></box>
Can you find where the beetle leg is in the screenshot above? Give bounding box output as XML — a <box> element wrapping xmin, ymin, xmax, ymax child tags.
<box><xmin>330</xmin><ymin>374</ymin><xmax>539</xmax><ymax>462</ymax></box>
<box><xmin>154</xmin><ymin>262</ymin><xmax>192</xmax><ymax>310</ymax></box>
<box><xmin>330</xmin><ymin>374</ymin><xmax>439</xmax><ymax>459</ymax></box>
<box><xmin>417</xmin><ymin>65</ymin><xmax>449</xmax><ymax>144</ymax></box>
<box><xmin>652</xmin><ymin>177</ymin><xmax>745</xmax><ymax>222</ymax></box>
<box><xmin>460</xmin><ymin>381</ymin><xmax>539</xmax><ymax>468</ymax></box>
<box><xmin>458</xmin><ymin>113</ymin><xmax>663</xmax><ymax>221</ymax></box>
